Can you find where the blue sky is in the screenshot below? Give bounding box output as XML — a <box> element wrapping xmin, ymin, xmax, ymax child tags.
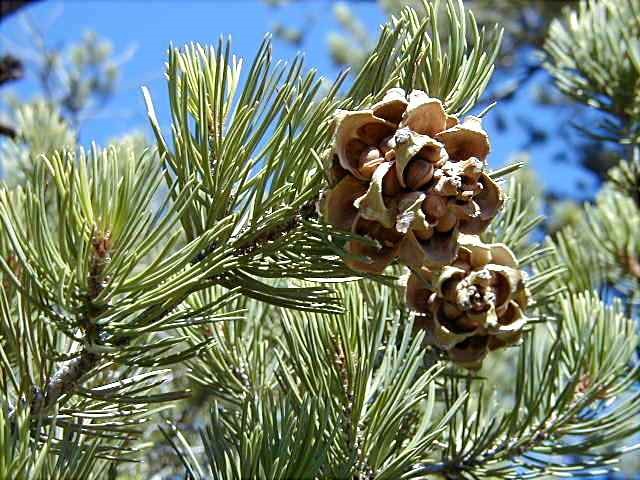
<box><xmin>1</xmin><ymin>0</ymin><xmax>598</xmax><ymax>197</ymax></box>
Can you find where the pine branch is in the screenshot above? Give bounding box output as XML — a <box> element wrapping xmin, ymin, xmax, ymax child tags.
<box><xmin>414</xmin><ymin>396</ymin><xmax>578</xmax><ymax>477</ymax></box>
<box><xmin>10</xmin><ymin>182</ymin><xmax>320</xmax><ymax>421</ymax></box>
<box><xmin>29</xmin><ymin>230</ymin><xmax>110</xmax><ymax>417</ymax></box>
<box><xmin>621</xmin><ymin>252</ymin><xmax>640</xmax><ymax>280</ymax></box>
<box><xmin>608</xmin><ymin>150</ymin><xmax>640</xmax><ymax>209</ymax></box>
<box><xmin>0</xmin><ymin>54</ymin><xmax>22</xmax><ymax>85</ymax></box>
<box><xmin>0</xmin><ymin>54</ymin><xmax>24</xmax><ymax>138</ymax></box>
<box><xmin>544</xmin><ymin>0</ymin><xmax>640</xmax><ymax>143</ymax></box>
<box><xmin>0</xmin><ymin>0</ymin><xmax>40</xmax><ymax>22</ymax></box>
<box><xmin>36</xmin><ymin>349</ymin><xmax>100</xmax><ymax>415</ymax></box>
<box><xmin>0</xmin><ymin>122</ymin><xmax>16</xmax><ymax>139</ymax></box>
<box><xmin>192</xmin><ymin>197</ymin><xmax>319</xmax><ymax>262</ymax></box>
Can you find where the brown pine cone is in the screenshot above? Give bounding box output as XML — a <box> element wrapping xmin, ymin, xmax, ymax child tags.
<box><xmin>405</xmin><ymin>235</ymin><xmax>529</xmax><ymax>369</ymax></box>
<box><xmin>320</xmin><ymin>88</ymin><xmax>503</xmax><ymax>274</ymax></box>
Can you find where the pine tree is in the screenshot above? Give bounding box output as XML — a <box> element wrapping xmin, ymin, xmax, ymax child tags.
<box><xmin>1</xmin><ymin>1</ymin><xmax>640</xmax><ymax>479</ymax></box>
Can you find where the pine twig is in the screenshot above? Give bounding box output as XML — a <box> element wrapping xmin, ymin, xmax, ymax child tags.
<box><xmin>30</xmin><ymin>230</ymin><xmax>111</xmax><ymax>417</ymax></box>
<box><xmin>233</xmin><ymin>199</ymin><xmax>318</xmax><ymax>257</ymax></box>
<box><xmin>192</xmin><ymin>197</ymin><xmax>319</xmax><ymax>264</ymax></box>
<box><xmin>622</xmin><ymin>253</ymin><xmax>640</xmax><ymax>280</ymax></box>
<box><xmin>34</xmin><ymin>349</ymin><xmax>100</xmax><ymax>415</ymax></box>
<box><xmin>0</xmin><ymin>0</ymin><xmax>41</xmax><ymax>22</ymax></box>
<box><xmin>0</xmin><ymin>123</ymin><xmax>17</xmax><ymax>138</ymax></box>
<box><xmin>0</xmin><ymin>54</ymin><xmax>24</xmax><ymax>138</ymax></box>
<box><xmin>0</xmin><ymin>54</ymin><xmax>23</xmax><ymax>85</ymax></box>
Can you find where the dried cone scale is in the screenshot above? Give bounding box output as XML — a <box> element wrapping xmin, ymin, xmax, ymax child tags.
<box><xmin>406</xmin><ymin>235</ymin><xmax>529</xmax><ymax>369</ymax></box>
<box><xmin>320</xmin><ymin>88</ymin><xmax>503</xmax><ymax>274</ymax></box>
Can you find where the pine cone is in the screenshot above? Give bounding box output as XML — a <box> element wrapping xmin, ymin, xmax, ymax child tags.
<box><xmin>405</xmin><ymin>235</ymin><xmax>529</xmax><ymax>369</ymax></box>
<box><xmin>320</xmin><ymin>88</ymin><xmax>503</xmax><ymax>274</ymax></box>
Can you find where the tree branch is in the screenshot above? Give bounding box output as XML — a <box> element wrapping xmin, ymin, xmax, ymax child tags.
<box><xmin>192</xmin><ymin>197</ymin><xmax>318</xmax><ymax>263</ymax></box>
<box><xmin>0</xmin><ymin>54</ymin><xmax>23</xmax><ymax>86</ymax></box>
<box><xmin>0</xmin><ymin>122</ymin><xmax>17</xmax><ymax>139</ymax></box>
<box><xmin>29</xmin><ymin>231</ymin><xmax>111</xmax><ymax>417</ymax></box>
<box><xmin>26</xmin><ymin>197</ymin><xmax>318</xmax><ymax>419</ymax></box>
<box><xmin>0</xmin><ymin>54</ymin><xmax>24</xmax><ymax>138</ymax></box>
<box><xmin>622</xmin><ymin>253</ymin><xmax>640</xmax><ymax>280</ymax></box>
<box><xmin>35</xmin><ymin>349</ymin><xmax>100</xmax><ymax>415</ymax></box>
<box><xmin>414</xmin><ymin>391</ymin><xmax>598</xmax><ymax>478</ymax></box>
<box><xmin>0</xmin><ymin>0</ymin><xmax>41</xmax><ymax>23</ymax></box>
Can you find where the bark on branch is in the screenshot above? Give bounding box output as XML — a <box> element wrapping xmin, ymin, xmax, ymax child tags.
<box><xmin>33</xmin><ymin>349</ymin><xmax>100</xmax><ymax>415</ymax></box>
<box><xmin>29</xmin><ymin>231</ymin><xmax>111</xmax><ymax>417</ymax></box>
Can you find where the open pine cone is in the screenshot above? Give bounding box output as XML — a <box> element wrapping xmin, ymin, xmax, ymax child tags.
<box><xmin>406</xmin><ymin>235</ymin><xmax>529</xmax><ymax>369</ymax></box>
<box><xmin>320</xmin><ymin>88</ymin><xmax>503</xmax><ymax>274</ymax></box>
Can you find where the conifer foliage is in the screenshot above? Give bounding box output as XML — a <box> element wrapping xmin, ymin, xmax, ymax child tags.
<box><xmin>1</xmin><ymin>0</ymin><xmax>640</xmax><ymax>478</ymax></box>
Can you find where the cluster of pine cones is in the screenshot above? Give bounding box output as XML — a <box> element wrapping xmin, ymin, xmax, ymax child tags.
<box><xmin>320</xmin><ymin>88</ymin><xmax>529</xmax><ymax>369</ymax></box>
